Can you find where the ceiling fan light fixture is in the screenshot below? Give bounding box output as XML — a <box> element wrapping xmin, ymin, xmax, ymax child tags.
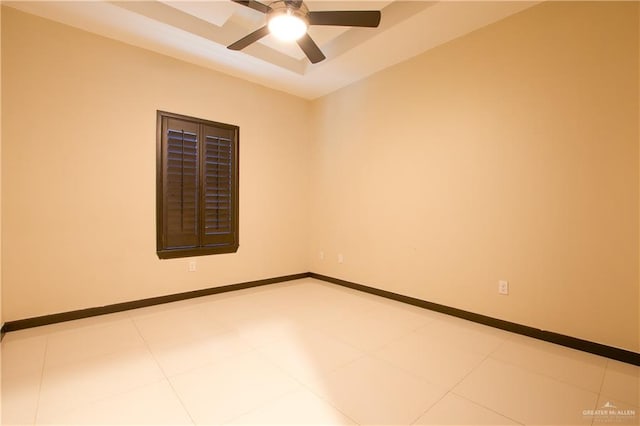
<box><xmin>229</xmin><ymin>0</ymin><xmax>382</xmax><ymax>64</ymax></box>
<box><xmin>268</xmin><ymin>13</ymin><xmax>307</xmax><ymax>41</ymax></box>
<box><xmin>267</xmin><ymin>2</ymin><xmax>308</xmax><ymax>41</ymax></box>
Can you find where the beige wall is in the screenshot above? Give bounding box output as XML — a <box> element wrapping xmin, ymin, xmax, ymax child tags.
<box><xmin>1</xmin><ymin>7</ymin><xmax>311</xmax><ymax>321</ymax></box>
<box><xmin>310</xmin><ymin>1</ymin><xmax>639</xmax><ymax>352</ymax></box>
<box><xmin>2</xmin><ymin>2</ymin><xmax>639</xmax><ymax>353</ymax></box>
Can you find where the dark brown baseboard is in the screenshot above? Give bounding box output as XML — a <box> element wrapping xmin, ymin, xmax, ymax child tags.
<box><xmin>1</xmin><ymin>272</ymin><xmax>311</xmax><ymax>334</ymax></box>
<box><xmin>2</xmin><ymin>271</ymin><xmax>638</xmax><ymax>366</ymax></box>
<box><xmin>310</xmin><ymin>273</ymin><xmax>640</xmax><ymax>366</ymax></box>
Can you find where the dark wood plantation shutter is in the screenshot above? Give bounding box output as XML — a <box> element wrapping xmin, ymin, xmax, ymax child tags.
<box><xmin>157</xmin><ymin>111</ymin><xmax>239</xmax><ymax>259</ymax></box>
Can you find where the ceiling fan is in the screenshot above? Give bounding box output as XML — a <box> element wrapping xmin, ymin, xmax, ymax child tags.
<box><xmin>228</xmin><ymin>0</ymin><xmax>382</xmax><ymax>64</ymax></box>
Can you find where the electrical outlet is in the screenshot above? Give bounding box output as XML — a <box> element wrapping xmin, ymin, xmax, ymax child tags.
<box><xmin>338</xmin><ymin>254</ymin><xmax>344</xmax><ymax>264</ymax></box>
<box><xmin>188</xmin><ymin>261</ymin><xmax>197</xmax><ymax>272</ymax></box>
<box><xmin>498</xmin><ymin>280</ymin><xmax>509</xmax><ymax>295</ymax></box>
<box><xmin>319</xmin><ymin>251</ymin><xmax>324</xmax><ymax>260</ymax></box>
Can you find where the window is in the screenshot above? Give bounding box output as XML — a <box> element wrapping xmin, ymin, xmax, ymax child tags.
<box><xmin>156</xmin><ymin>111</ymin><xmax>239</xmax><ymax>259</ymax></box>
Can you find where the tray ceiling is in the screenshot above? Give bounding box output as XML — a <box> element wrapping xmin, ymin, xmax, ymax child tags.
<box><xmin>6</xmin><ymin>1</ymin><xmax>539</xmax><ymax>99</ymax></box>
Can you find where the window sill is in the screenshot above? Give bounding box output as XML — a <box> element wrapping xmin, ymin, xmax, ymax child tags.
<box><xmin>157</xmin><ymin>244</ymin><xmax>239</xmax><ymax>259</ymax></box>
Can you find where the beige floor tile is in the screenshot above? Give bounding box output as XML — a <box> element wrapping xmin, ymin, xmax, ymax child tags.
<box><xmin>413</xmin><ymin>392</ymin><xmax>522</xmax><ymax>425</ymax></box>
<box><xmin>44</xmin><ymin>319</ymin><xmax>147</xmax><ymax>369</ymax></box>
<box><xmin>1</xmin><ymin>334</ymin><xmax>47</xmax><ymax>380</ymax></box>
<box><xmin>148</xmin><ymin>330</ymin><xmax>254</xmax><ymax>377</ymax></box>
<box><xmin>37</xmin><ymin>346</ymin><xmax>165</xmax><ymax>422</ymax></box>
<box><xmin>600</xmin><ymin>360</ymin><xmax>639</xmax><ymax>407</ymax></box>
<box><xmin>415</xmin><ymin>316</ymin><xmax>511</xmax><ymax>356</ymax></box>
<box><xmin>1</xmin><ymin>372</ymin><xmax>42</xmax><ymax>426</ymax></box>
<box><xmin>133</xmin><ymin>305</ymin><xmax>230</xmax><ymax>347</ymax></box>
<box><xmin>125</xmin><ymin>297</ymin><xmax>213</xmax><ymax>318</ymax></box>
<box><xmin>227</xmin><ymin>388</ymin><xmax>356</xmax><ymax>425</ymax></box>
<box><xmin>279</xmin><ymin>288</ymin><xmax>381</xmax><ymax>330</ymax></box>
<box><xmin>227</xmin><ymin>282</ymin><xmax>315</xmax><ymax>312</ymax></box>
<box><xmin>303</xmin><ymin>282</ymin><xmax>385</xmax><ymax>306</ymax></box>
<box><xmin>195</xmin><ymin>293</ymin><xmax>279</xmax><ymax>324</ymax></box>
<box><xmin>273</xmin><ymin>303</ymin><xmax>335</xmax><ymax>328</ymax></box>
<box><xmin>168</xmin><ymin>351</ymin><xmax>299</xmax><ymax>425</ymax></box>
<box><xmin>36</xmin><ymin>380</ymin><xmax>193</xmax><ymax>425</ymax></box>
<box><xmin>284</xmin><ymin>293</ymin><xmax>383</xmax><ymax>330</ymax></box>
<box><xmin>227</xmin><ymin>314</ymin><xmax>308</xmax><ymax>348</ymax></box>
<box><xmin>315</xmin><ymin>310</ymin><xmax>414</xmax><ymax>352</ymax></box>
<box><xmin>256</xmin><ymin>328</ymin><xmax>364</xmax><ymax>385</ymax></box>
<box><xmin>307</xmin><ymin>355</ymin><xmax>446</xmax><ymax>425</ymax></box>
<box><xmin>491</xmin><ymin>334</ymin><xmax>608</xmax><ymax>393</ymax></box>
<box><xmin>364</xmin><ymin>299</ymin><xmax>446</xmax><ymax>330</ymax></box>
<box><xmin>373</xmin><ymin>331</ymin><xmax>486</xmax><ymax>388</ymax></box>
<box><xmin>453</xmin><ymin>358</ymin><xmax>598</xmax><ymax>425</ymax></box>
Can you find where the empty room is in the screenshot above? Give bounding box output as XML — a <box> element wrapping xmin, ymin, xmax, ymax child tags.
<box><xmin>0</xmin><ymin>0</ymin><xmax>638</xmax><ymax>425</ymax></box>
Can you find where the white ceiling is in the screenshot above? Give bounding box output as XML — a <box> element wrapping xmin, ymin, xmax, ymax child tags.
<box><xmin>6</xmin><ymin>0</ymin><xmax>539</xmax><ymax>99</ymax></box>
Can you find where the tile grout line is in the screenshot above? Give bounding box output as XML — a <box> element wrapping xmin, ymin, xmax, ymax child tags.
<box><xmin>39</xmin><ymin>320</ymin><xmax>184</xmax><ymax>423</ymax></box>
<box><xmin>240</xmin><ymin>321</ymin><xmax>365</xmax><ymax>425</ymax></box>
<box><xmin>370</xmin><ymin>320</ymin><xmax>510</xmax><ymax>395</ymax></box>
<box><xmin>32</xmin><ymin>334</ymin><xmax>50</xmax><ymax>425</ymax></box>
<box><xmin>289</xmin><ymin>367</ymin><xmax>364</xmax><ymax>426</ymax></box>
<box><xmin>237</xmin><ymin>298</ymin><xmax>392</xmax><ymax>426</ymax></box>
<box><xmin>197</xmin><ymin>299</ymin><xmax>363</xmax><ymax>426</ymax></box>
<box><xmin>485</xmin><ymin>344</ymin><xmax>609</xmax><ymax>397</ymax></box>
<box><xmin>590</xmin><ymin>360</ymin><xmax>609</xmax><ymax>426</ymax></box>
<box><xmin>442</xmin><ymin>343</ymin><xmax>527</xmax><ymax>426</ymax></box>
<box><xmin>400</xmin><ymin>329</ymin><xmax>520</xmax><ymax>424</ymax></box>
<box><xmin>450</xmin><ymin>356</ymin><xmax>605</xmax><ymax>426</ymax></box>
<box><xmin>448</xmin><ymin>353</ymin><xmax>527</xmax><ymax>426</ymax></box>
<box><xmin>407</xmin><ymin>389</ymin><xmax>450</xmax><ymax>425</ymax></box>
<box><xmin>448</xmin><ymin>390</ymin><xmax>527</xmax><ymax>426</ymax></box>
<box><xmin>129</xmin><ymin>317</ymin><xmax>197</xmax><ymax>426</ymax></box>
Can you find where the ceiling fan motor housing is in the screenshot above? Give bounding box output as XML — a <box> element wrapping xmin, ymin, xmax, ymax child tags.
<box><xmin>268</xmin><ymin>1</ymin><xmax>309</xmax><ymax>24</ymax></box>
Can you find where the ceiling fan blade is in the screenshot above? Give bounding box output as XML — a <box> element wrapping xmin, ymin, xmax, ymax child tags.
<box><xmin>308</xmin><ymin>10</ymin><xmax>381</xmax><ymax>27</ymax></box>
<box><xmin>228</xmin><ymin>26</ymin><xmax>270</xmax><ymax>50</ymax></box>
<box><xmin>231</xmin><ymin>0</ymin><xmax>271</xmax><ymax>14</ymax></box>
<box><xmin>297</xmin><ymin>34</ymin><xmax>326</xmax><ymax>64</ymax></box>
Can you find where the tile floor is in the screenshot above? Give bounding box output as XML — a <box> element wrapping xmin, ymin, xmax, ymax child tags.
<box><xmin>1</xmin><ymin>278</ymin><xmax>638</xmax><ymax>425</ymax></box>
